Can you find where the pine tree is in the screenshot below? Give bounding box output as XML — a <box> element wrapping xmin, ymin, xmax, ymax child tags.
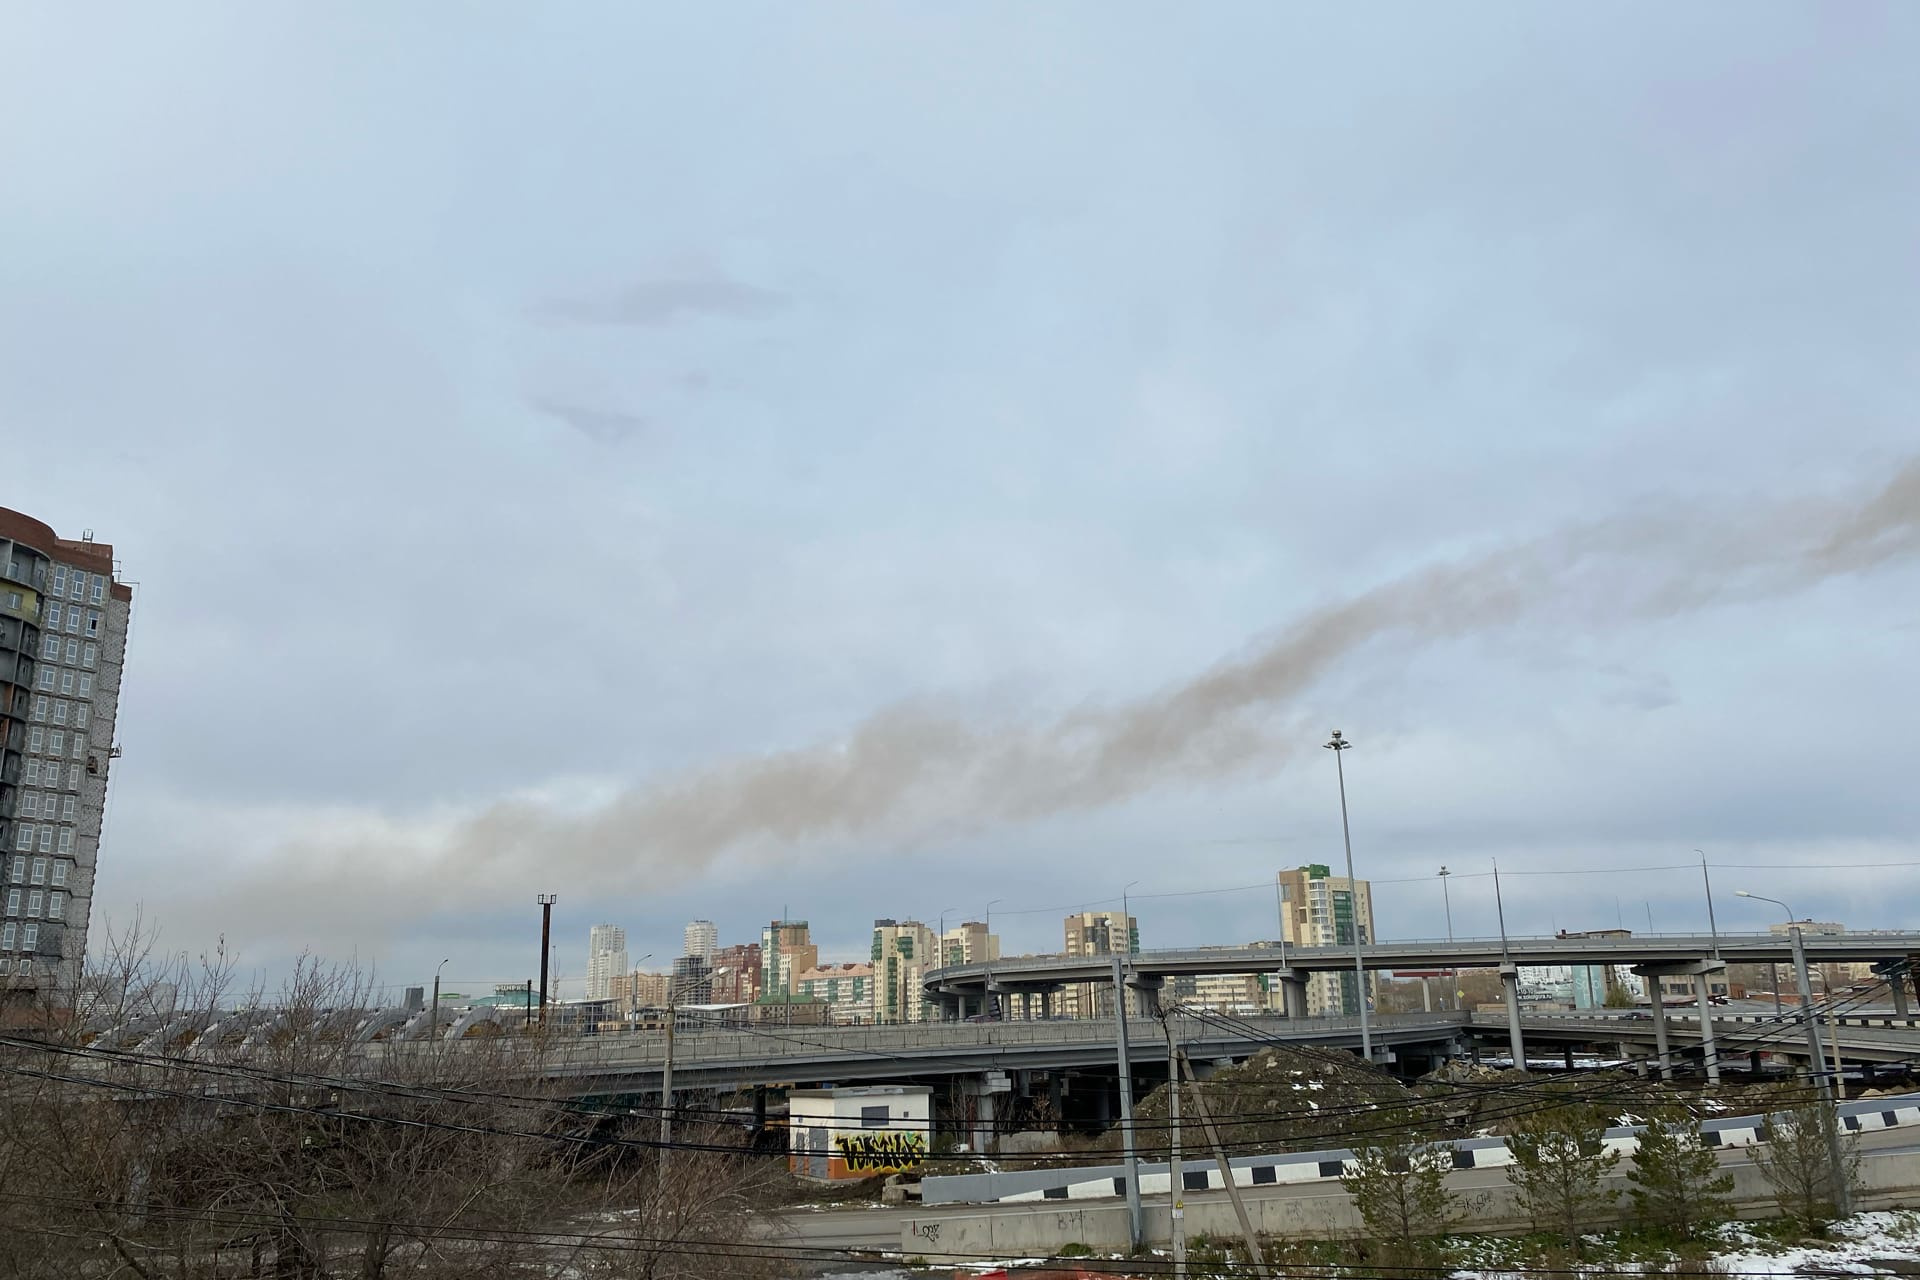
<box><xmin>1626</xmin><ymin>1115</ymin><xmax>1734</xmax><ymax>1240</ymax></box>
<box><xmin>1506</xmin><ymin>1097</ymin><xmax>1620</xmax><ymax>1251</ymax></box>
<box><xmin>1751</xmin><ymin>1104</ymin><xmax>1860</xmax><ymax>1227</ymax></box>
<box><xmin>1343</xmin><ymin>1128</ymin><xmax>1458</xmax><ymax>1252</ymax></box>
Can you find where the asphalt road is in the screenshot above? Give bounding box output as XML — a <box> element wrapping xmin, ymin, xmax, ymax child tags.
<box><xmin>773</xmin><ymin>1123</ymin><xmax>1920</xmax><ymax>1254</ymax></box>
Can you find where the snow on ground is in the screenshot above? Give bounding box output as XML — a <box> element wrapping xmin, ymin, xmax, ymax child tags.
<box><xmin>1709</xmin><ymin>1212</ymin><xmax>1920</xmax><ymax>1277</ymax></box>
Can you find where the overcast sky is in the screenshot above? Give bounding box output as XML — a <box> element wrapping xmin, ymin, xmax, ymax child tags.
<box><xmin>3</xmin><ymin>5</ymin><xmax>1917</xmax><ymax>1001</ymax></box>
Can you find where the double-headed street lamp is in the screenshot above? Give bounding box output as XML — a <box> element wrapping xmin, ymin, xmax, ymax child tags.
<box><xmin>1735</xmin><ymin>890</ymin><xmax>1851</xmax><ymax>1216</ymax></box>
<box><xmin>1324</xmin><ymin>730</ymin><xmax>1371</xmax><ymax>1061</ymax></box>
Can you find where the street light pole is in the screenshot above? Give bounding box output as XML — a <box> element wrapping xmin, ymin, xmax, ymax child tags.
<box><xmin>984</xmin><ymin>899</ymin><xmax>1003</xmax><ymax>1020</ymax></box>
<box><xmin>536</xmin><ymin>894</ymin><xmax>557</xmax><ymax>1027</ymax></box>
<box><xmin>1121</xmin><ymin>881</ymin><xmax>1140</xmax><ymax>1021</ymax></box>
<box><xmin>430</xmin><ymin>957</ymin><xmax>449</xmax><ymax>1036</ymax></box>
<box><xmin>1323</xmin><ymin>730</ymin><xmax>1371</xmax><ymax>1061</ymax></box>
<box><xmin>1438</xmin><ymin>866</ymin><xmax>1455</xmax><ymax>1011</ymax></box>
<box><xmin>1736</xmin><ymin>891</ymin><xmax>1852</xmax><ymax>1216</ymax></box>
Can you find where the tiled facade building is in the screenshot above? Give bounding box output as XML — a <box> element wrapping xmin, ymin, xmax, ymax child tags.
<box><xmin>0</xmin><ymin>508</ymin><xmax>132</xmax><ymax>1002</ymax></box>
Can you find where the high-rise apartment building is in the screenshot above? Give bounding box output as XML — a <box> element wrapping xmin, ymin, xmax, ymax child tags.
<box><xmin>761</xmin><ymin>920</ymin><xmax>817</xmax><ymax>998</ymax></box>
<box><xmin>796</xmin><ymin>962</ymin><xmax>874</xmax><ymax>1024</ymax></box>
<box><xmin>0</xmin><ymin>510</ymin><xmax>132</xmax><ymax>1001</ymax></box>
<box><xmin>1062</xmin><ymin>911</ymin><xmax>1138</xmax><ymax>1018</ymax></box>
<box><xmin>870</xmin><ymin>918</ymin><xmax>937</xmax><ymax>1023</ymax></box>
<box><xmin>1276</xmin><ymin>864</ymin><xmax>1376</xmax><ymax>1016</ymax></box>
<box><xmin>709</xmin><ymin>942</ymin><xmax>763</xmax><ymax>1004</ymax></box>
<box><xmin>683</xmin><ymin>919</ymin><xmax>718</xmax><ymax>963</ymax></box>
<box><xmin>938</xmin><ymin>921</ymin><xmax>1000</xmax><ymax>968</ymax></box>
<box><xmin>586</xmin><ymin>923</ymin><xmax>628</xmax><ymax>1001</ymax></box>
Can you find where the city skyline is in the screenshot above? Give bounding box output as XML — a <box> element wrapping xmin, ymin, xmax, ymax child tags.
<box><xmin>3</xmin><ymin>7</ymin><xmax>1916</xmax><ymax>990</ymax></box>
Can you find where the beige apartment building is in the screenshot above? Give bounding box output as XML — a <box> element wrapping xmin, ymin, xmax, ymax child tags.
<box><xmin>1062</xmin><ymin>910</ymin><xmax>1138</xmax><ymax>1019</ymax></box>
<box><xmin>1276</xmin><ymin>864</ymin><xmax>1376</xmax><ymax>1016</ymax></box>
<box><xmin>939</xmin><ymin>920</ymin><xmax>1000</xmax><ymax>967</ymax></box>
<box><xmin>871</xmin><ymin>918</ymin><xmax>937</xmax><ymax>1023</ymax></box>
<box><xmin>796</xmin><ymin>962</ymin><xmax>874</xmax><ymax>1024</ymax></box>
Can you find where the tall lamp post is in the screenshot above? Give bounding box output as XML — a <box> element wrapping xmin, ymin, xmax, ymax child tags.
<box><xmin>430</xmin><ymin>957</ymin><xmax>449</xmax><ymax>1033</ymax></box>
<box><xmin>984</xmin><ymin>899</ymin><xmax>1003</xmax><ymax>1020</ymax></box>
<box><xmin>1324</xmin><ymin>730</ymin><xmax>1371</xmax><ymax>1061</ymax></box>
<box><xmin>536</xmin><ymin>894</ymin><xmax>557</xmax><ymax>1026</ymax></box>
<box><xmin>1735</xmin><ymin>890</ymin><xmax>1851</xmax><ymax>1216</ymax></box>
<box><xmin>1438</xmin><ymin>866</ymin><xmax>1456</xmax><ymax>1011</ymax></box>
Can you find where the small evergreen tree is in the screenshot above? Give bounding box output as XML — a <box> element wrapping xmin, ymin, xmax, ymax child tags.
<box><xmin>1343</xmin><ymin>1128</ymin><xmax>1457</xmax><ymax>1252</ymax></box>
<box><xmin>1507</xmin><ymin>1097</ymin><xmax>1620</xmax><ymax>1250</ymax></box>
<box><xmin>1751</xmin><ymin>1104</ymin><xmax>1860</xmax><ymax>1227</ymax></box>
<box><xmin>1626</xmin><ymin>1115</ymin><xmax>1734</xmax><ymax>1240</ymax></box>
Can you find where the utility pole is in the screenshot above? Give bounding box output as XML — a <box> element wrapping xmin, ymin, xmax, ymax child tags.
<box><xmin>1737</xmin><ymin>891</ymin><xmax>1852</xmax><ymax>1216</ymax></box>
<box><xmin>660</xmin><ymin>990</ymin><xmax>677</xmax><ymax>1158</ymax></box>
<box><xmin>1110</xmin><ymin>951</ymin><xmax>1144</xmax><ymax>1250</ymax></box>
<box><xmin>1177</xmin><ymin>1047</ymin><xmax>1270</xmax><ymax>1278</ymax></box>
<box><xmin>1438</xmin><ymin>865</ymin><xmax>1455</xmax><ymax>1010</ymax></box>
<box><xmin>1324</xmin><ymin>730</ymin><xmax>1371</xmax><ymax>1060</ymax></box>
<box><xmin>536</xmin><ymin>894</ymin><xmax>556</xmax><ymax>1026</ymax></box>
<box><xmin>1161</xmin><ymin>1007</ymin><xmax>1187</xmax><ymax>1279</ymax></box>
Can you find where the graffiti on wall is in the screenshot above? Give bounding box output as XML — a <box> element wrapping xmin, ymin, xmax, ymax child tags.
<box><xmin>835</xmin><ymin>1130</ymin><xmax>926</xmax><ymax>1174</ymax></box>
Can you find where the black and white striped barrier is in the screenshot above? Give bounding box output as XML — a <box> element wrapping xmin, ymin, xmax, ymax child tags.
<box><xmin>920</xmin><ymin>1093</ymin><xmax>1920</xmax><ymax>1206</ymax></box>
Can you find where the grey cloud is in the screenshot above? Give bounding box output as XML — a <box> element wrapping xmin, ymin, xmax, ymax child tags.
<box><xmin>529</xmin><ymin>395</ymin><xmax>649</xmax><ymax>443</ymax></box>
<box><xmin>534</xmin><ymin>274</ymin><xmax>785</xmax><ymax>328</ymax></box>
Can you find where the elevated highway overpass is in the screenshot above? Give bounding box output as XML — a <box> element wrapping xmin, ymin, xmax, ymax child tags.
<box><xmin>924</xmin><ymin>931</ymin><xmax>1920</xmax><ymax>1016</ymax></box>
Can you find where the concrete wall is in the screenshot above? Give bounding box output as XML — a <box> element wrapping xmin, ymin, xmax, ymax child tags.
<box><xmin>901</xmin><ymin>1146</ymin><xmax>1920</xmax><ymax>1259</ymax></box>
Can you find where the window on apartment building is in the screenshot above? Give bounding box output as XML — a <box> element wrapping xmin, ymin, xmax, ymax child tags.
<box><xmin>45</xmin><ymin>604</ymin><xmax>60</xmax><ymax>628</ymax></box>
<box><xmin>90</xmin><ymin>578</ymin><xmax>103</xmax><ymax>604</ymax></box>
<box><xmin>17</xmin><ymin>959</ymin><xmax>30</xmax><ymax>976</ymax></box>
<box><xmin>47</xmin><ymin>731</ymin><xmax>62</xmax><ymax>755</ymax></box>
<box><xmin>64</xmin><ymin>639</ymin><xmax>77</xmax><ymax>663</ymax></box>
<box><xmin>59</xmin><ymin>670</ymin><xmax>73</xmax><ymax>694</ymax></box>
<box><xmin>65</xmin><ymin>609</ymin><xmax>78</xmax><ymax>634</ymax></box>
<box><xmin>46</xmin><ymin>893</ymin><xmax>62</xmax><ymax>921</ymax></box>
<box><xmin>49</xmin><ymin>862</ymin><xmax>65</xmax><ymax>887</ymax></box>
<box><xmin>0</xmin><ymin>925</ymin><xmax>13</xmax><ymax>950</ymax></box>
<box><xmin>56</xmin><ymin>829</ymin><xmax>72</xmax><ymax>853</ymax></box>
<box><xmin>0</xmin><ymin>959</ymin><xmax>9</xmax><ymax>976</ymax></box>
<box><xmin>50</xmin><ymin>566</ymin><xmax>65</xmax><ymax>595</ymax></box>
<box><xmin>41</xmin><ymin>634</ymin><xmax>57</xmax><ymax>659</ymax></box>
<box><xmin>36</xmin><ymin>828</ymin><xmax>51</xmax><ymax>853</ymax></box>
<box><xmin>50</xmin><ymin>700</ymin><xmax>66</xmax><ymax>724</ymax></box>
<box><xmin>36</xmin><ymin>665</ymin><xmax>53</xmax><ymax>690</ymax></box>
<box><xmin>77</xmin><ymin>674</ymin><xmax>90</xmax><ymax>697</ymax></box>
<box><xmin>82</xmin><ymin>643</ymin><xmax>95</xmax><ymax>667</ymax></box>
<box><xmin>69</xmin><ymin>573</ymin><xmax>84</xmax><ymax>601</ymax></box>
<box><xmin>61</xmin><ymin>796</ymin><xmax>74</xmax><ymax>821</ymax></box>
<box><xmin>13</xmin><ymin>826</ymin><xmax>30</xmax><ymax>854</ymax></box>
<box><xmin>8</xmin><ymin>856</ymin><xmax>22</xmax><ymax>881</ymax></box>
<box><xmin>2</xmin><ymin>592</ymin><xmax>17</xmax><ymax>611</ymax></box>
<box><xmin>67</xmin><ymin>765</ymin><xmax>81</xmax><ymax>788</ymax></box>
<box><xmin>26</xmin><ymin>891</ymin><xmax>41</xmax><ymax>917</ymax></box>
<box><xmin>5</xmin><ymin>891</ymin><xmax>18</xmax><ymax>915</ymax></box>
<box><xmin>22</xmin><ymin>925</ymin><xmax>37</xmax><ymax>950</ymax></box>
<box><xmin>86</xmin><ymin>611</ymin><xmax>98</xmax><ymax>636</ymax></box>
<box><xmin>74</xmin><ymin>706</ymin><xmax>88</xmax><ymax>728</ymax></box>
<box><xmin>19</xmin><ymin>794</ymin><xmax>36</xmax><ymax>820</ymax></box>
<box><xmin>70</xmin><ymin>735</ymin><xmax>83</xmax><ymax>759</ymax></box>
<box><xmin>23</xmin><ymin>761</ymin><xmax>37</xmax><ymax>785</ymax></box>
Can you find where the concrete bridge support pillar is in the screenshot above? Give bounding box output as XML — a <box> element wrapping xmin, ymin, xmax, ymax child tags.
<box><xmin>1649</xmin><ymin>992</ymin><xmax>1672</xmax><ymax>1081</ymax></box>
<box><xmin>1891</xmin><ymin>974</ymin><xmax>1912</xmax><ymax>1019</ymax></box>
<box><xmin>1281</xmin><ymin>974</ymin><xmax>1309</xmax><ymax>1019</ymax></box>
<box><xmin>1041</xmin><ymin>990</ymin><xmax>1054</xmax><ymax>1020</ymax></box>
<box><xmin>1563</xmin><ymin>1046</ymin><xmax>1575</xmax><ymax>1071</ymax></box>
<box><xmin>1501</xmin><ymin>964</ymin><xmax>1526</xmax><ymax>1072</ymax></box>
<box><xmin>1696</xmin><ymin>977</ymin><xmax>1722</xmax><ymax>1085</ymax></box>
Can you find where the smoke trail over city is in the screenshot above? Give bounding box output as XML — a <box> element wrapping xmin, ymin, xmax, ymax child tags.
<box><xmin>198</xmin><ymin>460</ymin><xmax>1920</xmax><ymax>944</ymax></box>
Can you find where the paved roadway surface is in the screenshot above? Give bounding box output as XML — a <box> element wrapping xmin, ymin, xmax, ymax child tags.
<box><xmin>772</xmin><ymin>1124</ymin><xmax>1920</xmax><ymax>1255</ymax></box>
